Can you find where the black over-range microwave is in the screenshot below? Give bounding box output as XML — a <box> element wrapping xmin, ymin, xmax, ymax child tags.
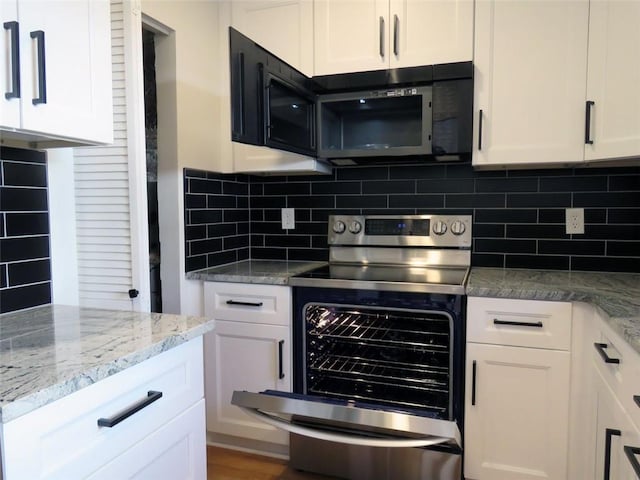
<box><xmin>229</xmin><ymin>27</ymin><xmax>473</xmax><ymax>165</ymax></box>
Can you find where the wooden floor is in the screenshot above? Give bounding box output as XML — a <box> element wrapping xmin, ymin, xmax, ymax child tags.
<box><xmin>207</xmin><ymin>446</ymin><xmax>336</xmax><ymax>480</ymax></box>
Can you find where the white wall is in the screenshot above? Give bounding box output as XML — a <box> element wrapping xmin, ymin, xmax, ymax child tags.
<box><xmin>141</xmin><ymin>0</ymin><xmax>229</xmax><ymax>315</ymax></box>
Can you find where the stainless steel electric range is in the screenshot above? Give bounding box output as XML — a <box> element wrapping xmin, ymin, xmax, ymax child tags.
<box><xmin>233</xmin><ymin>214</ymin><xmax>472</xmax><ymax>480</ymax></box>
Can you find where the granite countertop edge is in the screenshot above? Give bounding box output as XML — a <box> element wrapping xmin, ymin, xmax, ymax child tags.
<box><xmin>186</xmin><ymin>259</ymin><xmax>326</xmax><ymax>285</ymax></box>
<box><xmin>0</xmin><ymin>307</ymin><xmax>215</xmax><ymax>423</ymax></box>
<box><xmin>466</xmin><ymin>267</ymin><xmax>640</xmax><ymax>355</ymax></box>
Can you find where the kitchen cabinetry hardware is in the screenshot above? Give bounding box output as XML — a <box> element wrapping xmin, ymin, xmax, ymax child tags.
<box><xmin>478</xmin><ymin>110</ymin><xmax>483</xmax><ymax>150</ymax></box>
<box><xmin>493</xmin><ymin>319</ymin><xmax>544</xmax><ymax>328</ymax></box>
<box><xmin>624</xmin><ymin>446</ymin><xmax>640</xmax><ymax>477</ymax></box>
<box><xmin>128</xmin><ymin>289</ymin><xmax>139</xmax><ymax>299</ymax></box>
<box><xmin>97</xmin><ymin>391</ymin><xmax>163</xmax><ymax>428</ymax></box>
<box><xmin>30</xmin><ymin>30</ymin><xmax>46</xmax><ymax>105</ymax></box>
<box><xmin>471</xmin><ymin>360</ymin><xmax>477</xmax><ymax>406</ymax></box>
<box><xmin>585</xmin><ymin>100</ymin><xmax>595</xmax><ymax>144</ymax></box>
<box><xmin>393</xmin><ymin>14</ymin><xmax>399</xmax><ymax>56</ymax></box>
<box><xmin>278</xmin><ymin>339</ymin><xmax>285</xmax><ymax>379</ymax></box>
<box><xmin>379</xmin><ymin>16</ymin><xmax>385</xmax><ymax>58</ymax></box>
<box><xmin>594</xmin><ymin>342</ymin><xmax>620</xmax><ymax>364</ymax></box>
<box><xmin>226</xmin><ymin>300</ymin><xmax>264</xmax><ymax>307</ymax></box>
<box><xmin>635</xmin><ymin>395</ymin><xmax>640</xmax><ymax>408</ymax></box>
<box><xmin>3</xmin><ymin>21</ymin><xmax>20</xmax><ymax>99</ymax></box>
<box><xmin>604</xmin><ymin>428</ymin><xmax>622</xmax><ymax>480</ymax></box>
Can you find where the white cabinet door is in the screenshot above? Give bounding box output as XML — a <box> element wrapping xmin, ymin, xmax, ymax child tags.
<box><xmin>464</xmin><ymin>343</ymin><xmax>571</xmax><ymax>480</ymax></box>
<box><xmin>1</xmin><ymin>0</ymin><xmax>20</xmax><ymax>129</ymax></box>
<box><xmin>87</xmin><ymin>400</ymin><xmax>207</xmax><ymax>480</ymax></box>
<box><xmin>15</xmin><ymin>0</ymin><xmax>112</xmax><ymax>144</ymax></box>
<box><xmin>585</xmin><ymin>0</ymin><xmax>640</xmax><ymax>162</ymax></box>
<box><xmin>314</xmin><ymin>0</ymin><xmax>389</xmax><ymax>76</ymax></box>
<box><xmin>204</xmin><ymin>320</ymin><xmax>291</xmax><ymax>445</ymax></box>
<box><xmin>231</xmin><ymin>0</ymin><xmax>313</xmax><ymax>76</ymax></box>
<box><xmin>389</xmin><ymin>0</ymin><xmax>472</xmax><ymax>68</ymax></box>
<box><xmin>473</xmin><ymin>0</ymin><xmax>589</xmax><ymax>168</ymax></box>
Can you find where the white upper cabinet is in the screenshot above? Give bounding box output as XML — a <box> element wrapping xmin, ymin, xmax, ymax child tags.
<box><xmin>585</xmin><ymin>0</ymin><xmax>640</xmax><ymax>162</ymax></box>
<box><xmin>473</xmin><ymin>0</ymin><xmax>590</xmax><ymax>168</ymax></box>
<box><xmin>231</xmin><ymin>0</ymin><xmax>314</xmax><ymax>76</ymax></box>
<box><xmin>0</xmin><ymin>0</ymin><xmax>113</xmax><ymax>147</ymax></box>
<box><xmin>314</xmin><ymin>0</ymin><xmax>473</xmax><ymax>76</ymax></box>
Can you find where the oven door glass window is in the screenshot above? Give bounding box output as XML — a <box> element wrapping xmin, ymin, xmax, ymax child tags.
<box><xmin>264</xmin><ymin>74</ymin><xmax>316</xmax><ymax>156</ymax></box>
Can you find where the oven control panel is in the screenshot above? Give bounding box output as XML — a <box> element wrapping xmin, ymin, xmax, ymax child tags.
<box><xmin>328</xmin><ymin>214</ymin><xmax>472</xmax><ymax>248</ymax></box>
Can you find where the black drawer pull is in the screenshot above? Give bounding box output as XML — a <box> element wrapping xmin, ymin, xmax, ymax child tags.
<box><xmin>471</xmin><ymin>360</ymin><xmax>477</xmax><ymax>406</ymax></box>
<box><xmin>605</xmin><ymin>428</ymin><xmax>622</xmax><ymax>480</ymax></box>
<box><xmin>97</xmin><ymin>391</ymin><xmax>163</xmax><ymax>428</ymax></box>
<box><xmin>594</xmin><ymin>343</ymin><xmax>620</xmax><ymax>364</ymax></box>
<box><xmin>226</xmin><ymin>300</ymin><xmax>263</xmax><ymax>307</ymax></box>
<box><xmin>278</xmin><ymin>339</ymin><xmax>285</xmax><ymax>380</ymax></box>
<box><xmin>494</xmin><ymin>319</ymin><xmax>543</xmax><ymax>328</ymax></box>
<box><xmin>3</xmin><ymin>21</ymin><xmax>20</xmax><ymax>99</ymax></box>
<box><xmin>624</xmin><ymin>446</ymin><xmax>640</xmax><ymax>478</ymax></box>
<box><xmin>30</xmin><ymin>30</ymin><xmax>46</xmax><ymax>105</ymax></box>
<box><xmin>585</xmin><ymin>100</ymin><xmax>595</xmax><ymax>145</ymax></box>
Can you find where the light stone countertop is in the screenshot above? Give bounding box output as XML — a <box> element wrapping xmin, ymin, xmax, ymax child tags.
<box><xmin>0</xmin><ymin>305</ymin><xmax>214</xmax><ymax>423</ymax></box>
<box><xmin>186</xmin><ymin>259</ymin><xmax>326</xmax><ymax>285</ymax></box>
<box><xmin>467</xmin><ymin>267</ymin><xmax>640</xmax><ymax>355</ymax></box>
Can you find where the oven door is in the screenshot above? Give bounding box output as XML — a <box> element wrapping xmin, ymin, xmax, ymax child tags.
<box><xmin>231</xmin><ymin>390</ymin><xmax>461</xmax><ymax>449</ymax></box>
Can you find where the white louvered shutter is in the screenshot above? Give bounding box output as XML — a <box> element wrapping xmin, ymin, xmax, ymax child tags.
<box><xmin>73</xmin><ymin>0</ymin><xmax>150</xmax><ymax>311</ymax></box>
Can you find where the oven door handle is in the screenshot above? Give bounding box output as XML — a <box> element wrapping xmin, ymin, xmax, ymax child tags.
<box><xmin>237</xmin><ymin>406</ymin><xmax>454</xmax><ymax>448</ymax></box>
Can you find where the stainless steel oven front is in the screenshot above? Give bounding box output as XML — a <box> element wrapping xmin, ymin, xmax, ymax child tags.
<box><xmin>232</xmin><ymin>214</ymin><xmax>471</xmax><ymax>480</ymax></box>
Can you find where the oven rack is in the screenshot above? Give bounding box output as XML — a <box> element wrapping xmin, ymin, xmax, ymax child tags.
<box><xmin>307</xmin><ymin>308</ymin><xmax>450</xmax><ymax>349</ymax></box>
<box><xmin>309</xmin><ymin>354</ymin><xmax>448</xmax><ymax>391</ymax></box>
<box><xmin>307</xmin><ymin>376</ymin><xmax>449</xmax><ymax>416</ymax></box>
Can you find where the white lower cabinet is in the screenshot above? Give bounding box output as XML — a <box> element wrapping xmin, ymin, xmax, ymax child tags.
<box><xmin>0</xmin><ymin>338</ymin><xmax>206</xmax><ymax>480</ymax></box>
<box><xmin>464</xmin><ymin>297</ymin><xmax>572</xmax><ymax>480</ymax></box>
<box><xmin>204</xmin><ymin>282</ymin><xmax>291</xmax><ymax>446</ymax></box>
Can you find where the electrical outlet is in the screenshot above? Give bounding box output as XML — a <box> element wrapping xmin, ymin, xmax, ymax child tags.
<box><xmin>281</xmin><ymin>208</ymin><xmax>295</xmax><ymax>230</ymax></box>
<box><xmin>566</xmin><ymin>208</ymin><xmax>584</xmax><ymax>235</ymax></box>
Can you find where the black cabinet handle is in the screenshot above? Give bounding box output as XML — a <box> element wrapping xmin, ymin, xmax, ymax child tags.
<box><xmin>471</xmin><ymin>360</ymin><xmax>477</xmax><ymax>406</ymax></box>
<box><xmin>30</xmin><ymin>30</ymin><xmax>46</xmax><ymax>105</ymax></box>
<box><xmin>478</xmin><ymin>109</ymin><xmax>483</xmax><ymax>150</ymax></box>
<box><xmin>379</xmin><ymin>16</ymin><xmax>385</xmax><ymax>58</ymax></box>
<box><xmin>393</xmin><ymin>14</ymin><xmax>399</xmax><ymax>56</ymax></box>
<box><xmin>3</xmin><ymin>21</ymin><xmax>20</xmax><ymax>99</ymax></box>
<box><xmin>97</xmin><ymin>391</ymin><xmax>163</xmax><ymax>428</ymax></box>
<box><xmin>278</xmin><ymin>339</ymin><xmax>285</xmax><ymax>380</ymax></box>
<box><xmin>585</xmin><ymin>100</ymin><xmax>595</xmax><ymax>145</ymax></box>
<box><xmin>624</xmin><ymin>446</ymin><xmax>640</xmax><ymax>478</ymax></box>
<box><xmin>605</xmin><ymin>428</ymin><xmax>622</xmax><ymax>480</ymax></box>
<box><xmin>494</xmin><ymin>319</ymin><xmax>544</xmax><ymax>328</ymax></box>
<box><xmin>226</xmin><ymin>300</ymin><xmax>263</xmax><ymax>307</ymax></box>
<box><xmin>594</xmin><ymin>342</ymin><xmax>620</xmax><ymax>364</ymax></box>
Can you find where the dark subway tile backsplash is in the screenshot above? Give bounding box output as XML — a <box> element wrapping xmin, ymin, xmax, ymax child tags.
<box><xmin>0</xmin><ymin>147</ymin><xmax>52</xmax><ymax>314</ymax></box>
<box><xmin>184</xmin><ymin>162</ymin><xmax>640</xmax><ymax>274</ymax></box>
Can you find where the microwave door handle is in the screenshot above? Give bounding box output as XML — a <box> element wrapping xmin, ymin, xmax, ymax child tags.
<box><xmin>237</xmin><ymin>406</ymin><xmax>454</xmax><ymax>448</ymax></box>
<box><xmin>263</xmin><ymin>71</ymin><xmax>272</xmax><ymax>142</ymax></box>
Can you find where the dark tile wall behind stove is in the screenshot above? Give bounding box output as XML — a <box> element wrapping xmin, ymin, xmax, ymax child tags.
<box><xmin>184</xmin><ymin>162</ymin><xmax>640</xmax><ymax>273</ymax></box>
<box><xmin>0</xmin><ymin>147</ymin><xmax>52</xmax><ymax>313</ymax></box>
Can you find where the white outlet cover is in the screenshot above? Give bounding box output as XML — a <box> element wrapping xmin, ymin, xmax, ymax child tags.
<box><xmin>565</xmin><ymin>208</ymin><xmax>584</xmax><ymax>235</ymax></box>
<box><xmin>282</xmin><ymin>208</ymin><xmax>295</xmax><ymax>230</ymax></box>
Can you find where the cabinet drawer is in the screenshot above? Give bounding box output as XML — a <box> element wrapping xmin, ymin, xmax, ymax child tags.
<box><xmin>467</xmin><ymin>297</ymin><xmax>572</xmax><ymax>350</ymax></box>
<box><xmin>592</xmin><ymin>312</ymin><xmax>640</xmax><ymax>431</ymax></box>
<box><xmin>204</xmin><ymin>281</ymin><xmax>291</xmax><ymax>326</ymax></box>
<box><xmin>1</xmin><ymin>338</ymin><xmax>203</xmax><ymax>480</ymax></box>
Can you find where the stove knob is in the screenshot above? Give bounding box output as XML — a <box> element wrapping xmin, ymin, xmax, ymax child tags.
<box><xmin>348</xmin><ymin>221</ymin><xmax>362</xmax><ymax>234</ymax></box>
<box><xmin>332</xmin><ymin>220</ymin><xmax>346</xmax><ymax>234</ymax></box>
<box><xmin>451</xmin><ymin>220</ymin><xmax>466</xmax><ymax>236</ymax></box>
<box><xmin>432</xmin><ymin>220</ymin><xmax>447</xmax><ymax>236</ymax></box>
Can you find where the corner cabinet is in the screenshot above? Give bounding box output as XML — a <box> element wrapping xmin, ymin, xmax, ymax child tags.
<box><xmin>313</xmin><ymin>0</ymin><xmax>473</xmax><ymax>76</ymax></box>
<box><xmin>473</xmin><ymin>0</ymin><xmax>640</xmax><ymax>168</ymax></box>
<box><xmin>0</xmin><ymin>339</ymin><xmax>206</xmax><ymax>480</ymax></box>
<box><xmin>0</xmin><ymin>0</ymin><xmax>113</xmax><ymax>147</ymax></box>
<box><xmin>464</xmin><ymin>297</ymin><xmax>572</xmax><ymax>480</ymax></box>
<box><xmin>203</xmin><ymin>282</ymin><xmax>291</xmax><ymax>446</ymax></box>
